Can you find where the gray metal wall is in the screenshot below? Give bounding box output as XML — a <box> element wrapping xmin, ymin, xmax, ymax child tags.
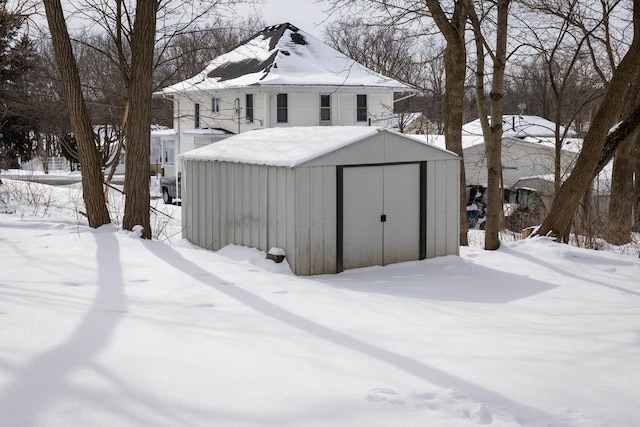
<box><xmin>182</xmin><ymin>130</ymin><xmax>460</xmax><ymax>275</ymax></box>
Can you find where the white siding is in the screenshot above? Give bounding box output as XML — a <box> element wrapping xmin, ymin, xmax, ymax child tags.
<box><xmin>463</xmin><ymin>138</ymin><xmax>576</xmax><ymax>188</ymax></box>
<box><xmin>338</xmin><ymin>94</ymin><xmax>355</xmax><ymax>125</ymax></box>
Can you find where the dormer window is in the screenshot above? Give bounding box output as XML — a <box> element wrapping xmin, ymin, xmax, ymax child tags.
<box><xmin>356</xmin><ymin>95</ymin><xmax>367</xmax><ymax>122</ymax></box>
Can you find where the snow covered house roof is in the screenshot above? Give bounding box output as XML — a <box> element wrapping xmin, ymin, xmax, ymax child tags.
<box><xmin>161</xmin><ymin>23</ymin><xmax>409</xmax><ymax>94</ymax></box>
<box><xmin>179</xmin><ymin>126</ymin><xmax>455</xmax><ymax>167</ymax></box>
<box><xmin>462</xmin><ymin>115</ymin><xmax>576</xmax><ymax>138</ymax></box>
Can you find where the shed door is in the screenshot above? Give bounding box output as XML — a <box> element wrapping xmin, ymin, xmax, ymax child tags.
<box><xmin>342</xmin><ymin>164</ymin><xmax>420</xmax><ymax>270</ymax></box>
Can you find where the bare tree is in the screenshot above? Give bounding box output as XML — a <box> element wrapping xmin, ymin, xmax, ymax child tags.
<box><xmin>43</xmin><ymin>0</ymin><xmax>111</xmax><ymax>228</ymax></box>
<box><xmin>425</xmin><ymin>0</ymin><xmax>470</xmax><ymax>246</ymax></box>
<box><xmin>325</xmin><ymin>0</ymin><xmax>471</xmax><ymax>246</ymax></box>
<box><xmin>535</xmin><ymin>0</ymin><xmax>640</xmax><ymax>242</ymax></box>
<box><xmin>467</xmin><ymin>0</ymin><xmax>510</xmax><ymax>250</ymax></box>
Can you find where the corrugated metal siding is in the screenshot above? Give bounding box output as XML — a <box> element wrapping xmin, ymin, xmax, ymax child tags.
<box><xmin>424</xmin><ymin>159</ymin><xmax>459</xmax><ymax>257</ymax></box>
<box><xmin>293</xmin><ymin>166</ymin><xmax>338</xmax><ymax>275</ymax></box>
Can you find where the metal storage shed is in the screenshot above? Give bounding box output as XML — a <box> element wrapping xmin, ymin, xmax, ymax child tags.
<box><xmin>180</xmin><ymin>126</ymin><xmax>460</xmax><ymax>275</ymax></box>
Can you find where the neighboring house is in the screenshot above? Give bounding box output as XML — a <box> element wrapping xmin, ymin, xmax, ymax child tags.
<box><xmin>411</xmin><ymin>115</ymin><xmax>581</xmax><ymax>189</ymax></box>
<box><xmin>150</xmin><ymin>126</ymin><xmax>177</xmax><ymax>176</ymax></box>
<box><xmin>393</xmin><ymin>112</ymin><xmax>437</xmax><ymax>134</ymax></box>
<box><xmin>180</xmin><ymin>126</ymin><xmax>460</xmax><ymax>275</ymax></box>
<box><xmin>157</xmin><ymin>22</ymin><xmax>410</xmax><ymax>181</ymax></box>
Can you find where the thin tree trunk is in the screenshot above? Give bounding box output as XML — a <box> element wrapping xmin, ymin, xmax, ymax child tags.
<box><xmin>468</xmin><ymin>0</ymin><xmax>510</xmax><ymax>250</ymax></box>
<box><xmin>426</xmin><ymin>0</ymin><xmax>469</xmax><ymax>246</ymax></box>
<box><xmin>43</xmin><ymin>0</ymin><xmax>110</xmax><ymax>228</ymax></box>
<box><xmin>122</xmin><ymin>0</ymin><xmax>158</xmax><ymax>239</ymax></box>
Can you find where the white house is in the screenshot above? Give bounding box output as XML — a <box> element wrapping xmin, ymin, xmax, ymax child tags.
<box><xmin>412</xmin><ymin>115</ymin><xmax>581</xmax><ymax>189</ymax></box>
<box><xmin>179</xmin><ymin>127</ymin><xmax>460</xmax><ymax>275</ymax></box>
<box><xmin>157</xmin><ymin>22</ymin><xmax>410</xmax><ymax>179</ymax></box>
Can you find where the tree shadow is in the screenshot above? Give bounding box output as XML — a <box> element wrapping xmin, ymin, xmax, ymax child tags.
<box><xmin>0</xmin><ymin>231</ymin><xmax>127</xmax><ymax>426</ymax></box>
<box><xmin>145</xmin><ymin>242</ymin><xmax>554</xmax><ymax>425</ymax></box>
<box><xmin>318</xmin><ymin>256</ymin><xmax>558</xmax><ymax>303</ymax></box>
<box><xmin>499</xmin><ymin>245</ymin><xmax>640</xmax><ymax>298</ymax></box>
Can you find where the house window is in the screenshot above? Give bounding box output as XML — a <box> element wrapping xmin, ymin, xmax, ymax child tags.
<box><xmin>194</xmin><ymin>103</ymin><xmax>200</xmax><ymax>128</ymax></box>
<box><xmin>212</xmin><ymin>97</ymin><xmax>220</xmax><ymax>114</ymax></box>
<box><xmin>245</xmin><ymin>94</ymin><xmax>254</xmax><ymax>122</ymax></box>
<box><xmin>356</xmin><ymin>94</ymin><xmax>367</xmax><ymax>122</ymax></box>
<box><xmin>320</xmin><ymin>94</ymin><xmax>331</xmax><ymax>123</ymax></box>
<box><xmin>277</xmin><ymin>93</ymin><xmax>288</xmax><ymax>123</ymax></box>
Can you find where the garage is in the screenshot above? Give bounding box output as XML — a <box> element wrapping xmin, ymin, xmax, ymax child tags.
<box><xmin>180</xmin><ymin>126</ymin><xmax>460</xmax><ymax>275</ymax></box>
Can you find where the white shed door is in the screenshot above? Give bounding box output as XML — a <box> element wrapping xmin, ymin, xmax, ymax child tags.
<box><xmin>342</xmin><ymin>164</ymin><xmax>420</xmax><ymax>270</ymax></box>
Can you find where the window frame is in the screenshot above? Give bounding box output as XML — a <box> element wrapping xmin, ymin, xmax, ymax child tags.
<box><xmin>212</xmin><ymin>97</ymin><xmax>220</xmax><ymax>114</ymax></box>
<box><xmin>194</xmin><ymin>103</ymin><xmax>200</xmax><ymax>128</ymax></box>
<box><xmin>356</xmin><ymin>94</ymin><xmax>367</xmax><ymax>122</ymax></box>
<box><xmin>245</xmin><ymin>94</ymin><xmax>254</xmax><ymax>123</ymax></box>
<box><xmin>277</xmin><ymin>93</ymin><xmax>288</xmax><ymax>123</ymax></box>
<box><xmin>320</xmin><ymin>94</ymin><xmax>331</xmax><ymax>124</ymax></box>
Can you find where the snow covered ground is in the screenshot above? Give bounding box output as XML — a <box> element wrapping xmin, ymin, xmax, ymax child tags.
<box><xmin>1</xmin><ymin>176</ymin><xmax>639</xmax><ymax>426</ymax></box>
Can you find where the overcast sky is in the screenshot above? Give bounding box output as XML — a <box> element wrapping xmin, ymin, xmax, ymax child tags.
<box><xmin>245</xmin><ymin>0</ymin><xmax>336</xmax><ymax>39</ymax></box>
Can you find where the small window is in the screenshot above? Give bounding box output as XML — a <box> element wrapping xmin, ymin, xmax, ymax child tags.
<box><xmin>164</xmin><ymin>140</ymin><xmax>175</xmax><ymax>164</ymax></box>
<box><xmin>212</xmin><ymin>97</ymin><xmax>220</xmax><ymax>114</ymax></box>
<box><xmin>277</xmin><ymin>93</ymin><xmax>288</xmax><ymax>123</ymax></box>
<box><xmin>194</xmin><ymin>103</ymin><xmax>200</xmax><ymax>128</ymax></box>
<box><xmin>320</xmin><ymin>94</ymin><xmax>331</xmax><ymax>123</ymax></box>
<box><xmin>245</xmin><ymin>94</ymin><xmax>254</xmax><ymax>122</ymax></box>
<box><xmin>356</xmin><ymin>94</ymin><xmax>367</xmax><ymax>122</ymax></box>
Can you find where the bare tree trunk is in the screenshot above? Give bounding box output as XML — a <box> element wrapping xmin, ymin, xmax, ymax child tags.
<box><xmin>426</xmin><ymin>0</ymin><xmax>469</xmax><ymax>246</ymax></box>
<box><xmin>122</xmin><ymin>1</ymin><xmax>158</xmax><ymax>239</ymax></box>
<box><xmin>633</xmin><ymin>146</ymin><xmax>640</xmax><ymax>232</ymax></box>
<box><xmin>43</xmin><ymin>0</ymin><xmax>110</xmax><ymax>228</ymax></box>
<box><xmin>605</xmin><ymin>81</ymin><xmax>640</xmax><ymax>244</ymax></box>
<box><xmin>607</xmin><ymin>134</ymin><xmax>636</xmax><ymax>244</ymax></box>
<box><xmin>536</xmin><ymin>1</ymin><xmax>640</xmax><ymax>242</ymax></box>
<box><xmin>468</xmin><ymin>0</ymin><xmax>510</xmax><ymax>250</ymax></box>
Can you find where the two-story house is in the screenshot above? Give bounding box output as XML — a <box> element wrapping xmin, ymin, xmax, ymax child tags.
<box><xmin>156</xmin><ymin>22</ymin><xmax>409</xmax><ymax>181</ymax></box>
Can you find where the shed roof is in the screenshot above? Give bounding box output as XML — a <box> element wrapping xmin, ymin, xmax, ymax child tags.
<box><xmin>179</xmin><ymin>126</ymin><xmax>455</xmax><ymax>167</ymax></box>
<box><xmin>161</xmin><ymin>23</ymin><xmax>408</xmax><ymax>94</ymax></box>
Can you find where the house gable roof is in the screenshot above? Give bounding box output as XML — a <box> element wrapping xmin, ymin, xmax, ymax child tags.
<box><xmin>161</xmin><ymin>23</ymin><xmax>409</xmax><ymax>94</ymax></box>
<box><xmin>462</xmin><ymin>115</ymin><xmax>576</xmax><ymax>138</ymax></box>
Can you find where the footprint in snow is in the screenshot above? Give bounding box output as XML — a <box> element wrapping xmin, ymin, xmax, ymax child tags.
<box><xmin>63</xmin><ymin>282</ymin><xmax>82</xmax><ymax>287</ymax></box>
<box><xmin>273</xmin><ymin>290</ymin><xmax>288</xmax><ymax>295</ymax></box>
<box><xmin>128</xmin><ymin>279</ymin><xmax>150</xmax><ymax>283</ymax></box>
<box><xmin>195</xmin><ymin>303</ymin><xmax>216</xmax><ymax>308</ymax></box>
<box><xmin>366</xmin><ymin>388</ymin><xmax>404</xmax><ymax>405</ymax></box>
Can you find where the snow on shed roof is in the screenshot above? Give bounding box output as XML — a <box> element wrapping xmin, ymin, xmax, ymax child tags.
<box><xmin>161</xmin><ymin>23</ymin><xmax>408</xmax><ymax>94</ymax></box>
<box><xmin>179</xmin><ymin>126</ymin><xmax>383</xmax><ymax>167</ymax></box>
